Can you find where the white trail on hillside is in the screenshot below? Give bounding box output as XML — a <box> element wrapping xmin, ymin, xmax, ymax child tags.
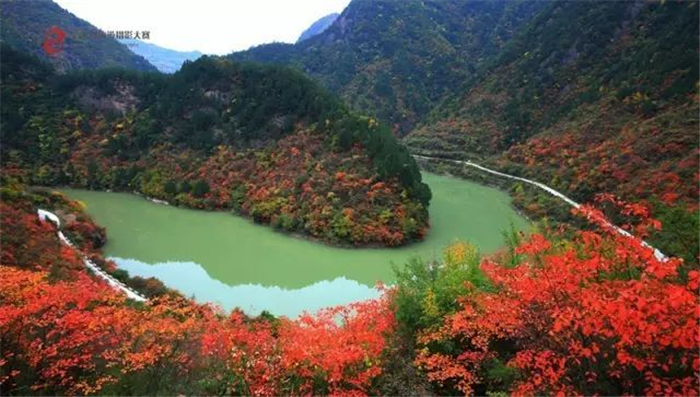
<box><xmin>413</xmin><ymin>155</ymin><xmax>667</xmax><ymax>261</ymax></box>
<box><xmin>37</xmin><ymin>209</ymin><xmax>148</xmax><ymax>301</ymax></box>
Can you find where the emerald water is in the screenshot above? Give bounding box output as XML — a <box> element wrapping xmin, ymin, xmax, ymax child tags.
<box><xmin>62</xmin><ymin>172</ymin><xmax>529</xmax><ymax>317</ymax></box>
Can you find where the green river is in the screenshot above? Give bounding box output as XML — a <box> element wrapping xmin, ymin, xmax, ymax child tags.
<box><xmin>62</xmin><ymin>172</ymin><xmax>529</xmax><ymax>317</ymax></box>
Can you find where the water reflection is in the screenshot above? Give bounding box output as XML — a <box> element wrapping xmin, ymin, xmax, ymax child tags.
<box><xmin>114</xmin><ymin>257</ymin><xmax>380</xmax><ymax>317</ymax></box>
<box><xmin>64</xmin><ymin>172</ymin><xmax>530</xmax><ymax>317</ymax></box>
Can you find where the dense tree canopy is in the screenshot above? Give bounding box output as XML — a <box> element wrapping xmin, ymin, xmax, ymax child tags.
<box><xmin>1</xmin><ymin>44</ymin><xmax>430</xmax><ymax>246</ymax></box>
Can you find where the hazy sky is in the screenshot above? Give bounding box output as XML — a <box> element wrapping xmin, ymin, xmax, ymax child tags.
<box><xmin>54</xmin><ymin>0</ymin><xmax>351</xmax><ymax>55</ymax></box>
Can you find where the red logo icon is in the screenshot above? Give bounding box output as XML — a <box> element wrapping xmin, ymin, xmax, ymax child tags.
<box><xmin>42</xmin><ymin>26</ymin><xmax>66</xmax><ymax>56</ymax></box>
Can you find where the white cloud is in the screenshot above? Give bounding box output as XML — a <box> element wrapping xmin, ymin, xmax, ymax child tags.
<box><xmin>54</xmin><ymin>0</ymin><xmax>350</xmax><ymax>55</ymax></box>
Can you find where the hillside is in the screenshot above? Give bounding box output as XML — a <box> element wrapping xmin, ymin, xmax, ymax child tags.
<box><xmin>0</xmin><ymin>0</ymin><xmax>156</xmax><ymax>72</ymax></box>
<box><xmin>404</xmin><ymin>0</ymin><xmax>698</xmax><ymax>261</ymax></box>
<box><xmin>0</xmin><ymin>44</ymin><xmax>430</xmax><ymax>247</ymax></box>
<box><xmin>297</xmin><ymin>13</ymin><xmax>339</xmax><ymax>43</ymax></box>
<box><xmin>410</xmin><ymin>0</ymin><xmax>699</xmax><ymax>263</ymax></box>
<box><xmin>230</xmin><ymin>0</ymin><xmax>544</xmax><ymax>133</ymax></box>
<box><xmin>119</xmin><ymin>39</ymin><xmax>203</xmax><ymax>73</ymax></box>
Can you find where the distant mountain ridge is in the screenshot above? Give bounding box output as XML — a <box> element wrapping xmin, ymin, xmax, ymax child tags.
<box><xmin>230</xmin><ymin>0</ymin><xmax>544</xmax><ymax>134</ymax></box>
<box><xmin>119</xmin><ymin>39</ymin><xmax>202</xmax><ymax>73</ymax></box>
<box><xmin>0</xmin><ymin>0</ymin><xmax>156</xmax><ymax>72</ymax></box>
<box><xmin>297</xmin><ymin>13</ymin><xmax>339</xmax><ymax>43</ymax></box>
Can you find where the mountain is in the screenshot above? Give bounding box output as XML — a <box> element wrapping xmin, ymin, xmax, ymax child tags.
<box><xmin>230</xmin><ymin>0</ymin><xmax>697</xmax><ymax>261</ymax></box>
<box><xmin>405</xmin><ymin>0</ymin><xmax>698</xmax><ymax>263</ymax></box>
<box><xmin>119</xmin><ymin>39</ymin><xmax>203</xmax><ymax>73</ymax></box>
<box><xmin>230</xmin><ymin>0</ymin><xmax>544</xmax><ymax>134</ymax></box>
<box><xmin>297</xmin><ymin>13</ymin><xmax>339</xmax><ymax>43</ymax></box>
<box><xmin>406</xmin><ymin>0</ymin><xmax>698</xmax><ymax>201</ymax></box>
<box><xmin>0</xmin><ymin>0</ymin><xmax>156</xmax><ymax>72</ymax></box>
<box><xmin>0</xmin><ymin>44</ymin><xmax>430</xmax><ymax>247</ymax></box>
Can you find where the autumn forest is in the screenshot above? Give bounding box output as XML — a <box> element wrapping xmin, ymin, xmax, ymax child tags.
<box><xmin>0</xmin><ymin>0</ymin><xmax>698</xmax><ymax>396</ymax></box>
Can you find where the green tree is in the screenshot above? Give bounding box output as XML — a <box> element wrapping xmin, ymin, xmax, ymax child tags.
<box><xmin>86</xmin><ymin>160</ymin><xmax>100</xmax><ymax>189</ymax></box>
<box><xmin>392</xmin><ymin>241</ymin><xmax>487</xmax><ymax>335</ymax></box>
<box><xmin>230</xmin><ymin>184</ymin><xmax>247</xmax><ymax>212</ymax></box>
<box><xmin>192</xmin><ymin>180</ymin><xmax>210</xmax><ymax>198</ymax></box>
<box><xmin>164</xmin><ymin>180</ymin><xmax>177</xmax><ymax>196</ymax></box>
<box><xmin>649</xmin><ymin>201</ymin><xmax>699</xmax><ymax>275</ymax></box>
<box><xmin>179</xmin><ymin>181</ymin><xmax>192</xmax><ymax>194</ymax></box>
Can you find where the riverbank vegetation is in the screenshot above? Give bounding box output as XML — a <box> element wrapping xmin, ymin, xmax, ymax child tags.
<box><xmin>1</xmin><ymin>43</ymin><xmax>430</xmax><ymax>246</ymax></box>
<box><xmin>1</xmin><ymin>176</ymin><xmax>697</xmax><ymax>396</ymax></box>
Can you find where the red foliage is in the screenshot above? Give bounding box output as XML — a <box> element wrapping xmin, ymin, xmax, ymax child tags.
<box><xmin>505</xmin><ymin>107</ymin><xmax>700</xmax><ymax>212</ymax></box>
<box><xmin>0</xmin><ymin>202</ymin><xmax>83</xmax><ymax>276</ymax></box>
<box><xmin>0</xmin><ymin>187</ymin><xmax>395</xmax><ymax>395</ymax></box>
<box><xmin>0</xmin><ymin>266</ymin><xmax>188</xmax><ymax>395</ymax></box>
<box><xmin>0</xmin><ymin>264</ymin><xmax>393</xmax><ymax>396</ymax></box>
<box><xmin>2</xmin><ymin>180</ymin><xmax>696</xmax><ymax>396</ymax></box>
<box><xmin>415</xmin><ymin>207</ymin><xmax>700</xmax><ymax>396</ymax></box>
<box><xmin>68</xmin><ymin>127</ymin><xmax>428</xmax><ymax>246</ymax></box>
<box><xmin>202</xmin><ymin>296</ymin><xmax>394</xmax><ymax>396</ymax></box>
